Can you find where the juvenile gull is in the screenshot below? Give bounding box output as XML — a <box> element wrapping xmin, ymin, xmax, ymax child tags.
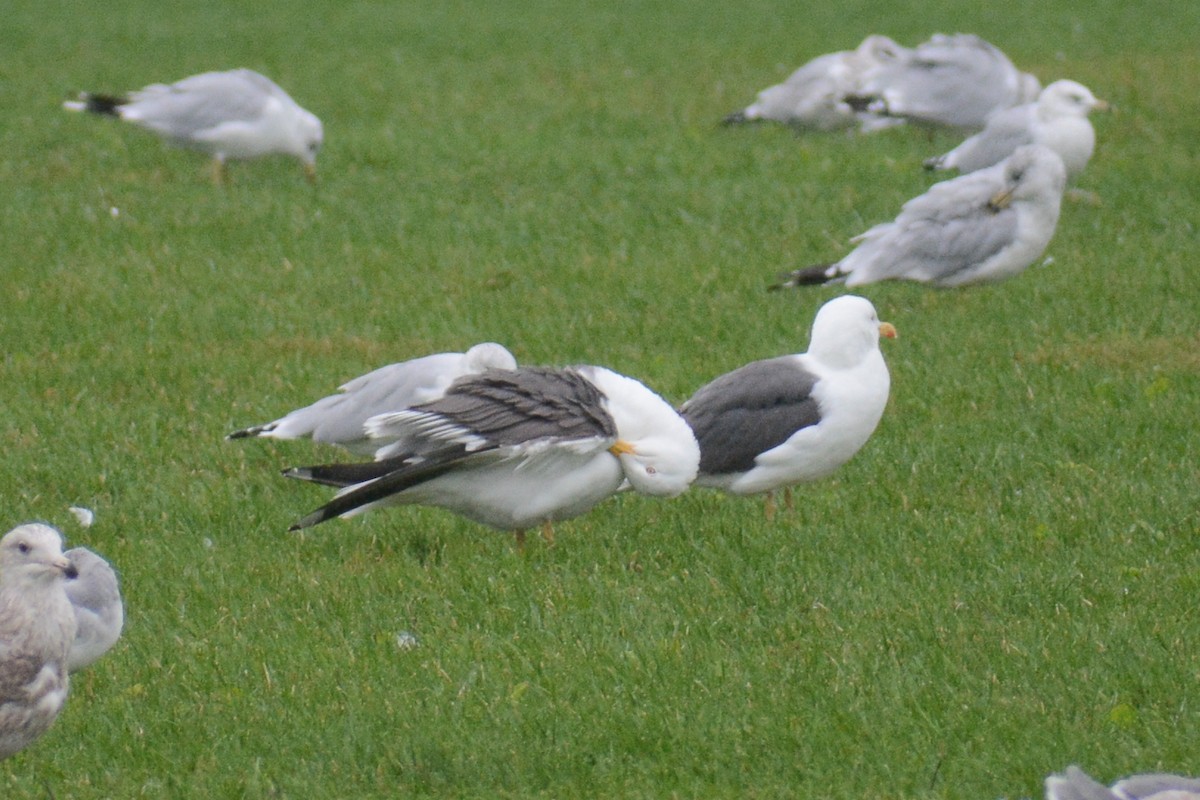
<box><xmin>925</xmin><ymin>80</ymin><xmax>1109</xmax><ymax>179</ymax></box>
<box><xmin>0</xmin><ymin>523</ymin><xmax>77</xmax><ymax>760</ymax></box>
<box><xmin>229</xmin><ymin>343</ymin><xmax>517</xmax><ymax>456</ymax></box>
<box><xmin>680</xmin><ymin>296</ymin><xmax>894</xmax><ymax>517</ymax></box>
<box><xmin>771</xmin><ymin>144</ymin><xmax>1067</xmax><ymax>288</ymax></box>
<box><xmin>851</xmin><ymin>33</ymin><xmax>1040</xmax><ymax>130</ymax></box>
<box><xmin>63</xmin><ymin>548</ymin><xmax>124</xmax><ymax>672</ymax></box>
<box><xmin>64</xmin><ymin>68</ymin><xmax>323</xmax><ymax>183</ymax></box>
<box><xmin>1045</xmin><ymin>765</ymin><xmax>1200</xmax><ymax>800</ymax></box>
<box><xmin>724</xmin><ymin>35</ymin><xmax>909</xmax><ymax>131</ymax></box>
<box><xmin>284</xmin><ymin>365</ymin><xmax>700</xmax><ymax>540</ymax></box>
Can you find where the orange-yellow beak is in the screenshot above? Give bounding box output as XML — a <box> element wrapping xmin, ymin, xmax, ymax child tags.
<box><xmin>879</xmin><ymin>321</ymin><xmax>898</xmax><ymax>340</ymax></box>
<box><xmin>608</xmin><ymin>440</ymin><xmax>636</xmax><ymax>457</ymax></box>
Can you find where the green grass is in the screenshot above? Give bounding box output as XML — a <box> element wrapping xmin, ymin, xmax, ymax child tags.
<box><xmin>3</xmin><ymin>0</ymin><xmax>1199</xmax><ymax>797</ymax></box>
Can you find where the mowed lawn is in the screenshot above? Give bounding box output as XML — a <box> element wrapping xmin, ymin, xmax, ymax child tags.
<box><xmin>3</xmin><ymin>0</ymin><xmax>1198</xmax><ymax>797</ymax></box>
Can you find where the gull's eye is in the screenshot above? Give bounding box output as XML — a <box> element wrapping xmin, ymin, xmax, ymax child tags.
<box><xmin>17</xmin><ymin>542</ymin><xmax>30</xmax><ymax>554</ymax></box>
<box><xmin>646</xmin><ymin>466</ymin><xmax>657</xmax><ymax>475</ymax></box>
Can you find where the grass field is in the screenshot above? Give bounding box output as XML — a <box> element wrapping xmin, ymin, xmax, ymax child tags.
<box><xmin>3</xmin><ymin>0</ymin><xmax>1199</xmax><ymax>797</ymax></box>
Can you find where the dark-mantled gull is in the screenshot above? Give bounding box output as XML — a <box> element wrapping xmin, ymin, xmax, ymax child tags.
<box><xmin>1045</xmin><ymin>765</ymin><xmax>1200</xmax><ymax>800</ymax></box>
<box><xmin>64</xmin><ymin>68</ymin><xmax>323</xmax><ymax>183</ymax></box>
<box><xmin>283</xmin><ymin>365</ymin><xmax>700</xmax><ymax>541</ymax></box>
<box><xmin>228</xmin><ymin>342</ymin><xmax>518</xmax><ymax>456</ymax></box>
<box><xmin>680</xmin><ymin>295</ymin><xmax>894</xmax><ymax>517</ymax></box>
<box><xmin>724</xmin><ymin>35</ymin><xmax>909</xmax><ymax>131</ymax></box>
<box><xmin>0</xmin><ymin>523</ymin><xmax>77</xmax><ymax>760</ymax></box>
<box><xmin>63</xmin><ymin>548</ymin><xmax>123</xmax><ymax>673</ymax></box>
<box><xmin>850</xmin><ymin>33</ymin><xmax>1040</xmax><ymax>131</ymax></box>
<box><xmin>925</xmin><ymin>79</ymin><xmax>1109</xmax><ymax>179</ymax></box>
<box><xmin>771</xmin><ymin>144</ymin><xmax>1067</xmax><ymax>288</ymax></box>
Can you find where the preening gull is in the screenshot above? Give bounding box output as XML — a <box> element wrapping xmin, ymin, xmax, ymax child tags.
<box><xmin>724</xmin><ymin>35</ymin><xmax>909</xmax><ymax>131</ymax></box>
<box><xmin>680</xmin><ymin>296</ymin><xmax>894</xmax><ymax>516</ymax></box>
<box><xmin>1045</xmin><ymin>765</ymin><xmax>1200</xmax><ymax>800</ymax></box>
<box><xmin>925</xmin><ymin>79</ymin><xmax>1108</xmax><ymax>179</ymax></box>
<box><xmin>283</xmin><ymin>365</ymin><xmax>700</xmax><ymax>541</ymax></box>
<box><xmin>64</xmin><ymin>68</ymin><xmax>323</xmax><ymax>183</ymax></box>
<box><xmin>228</xmin><ymin>343</ymin><xmax>518</xmax><ymax>456</ymax></box>
<box><xmin>771</xmin><ymin>144</ymin><xmax>1067</xmax><ymax>288</ymax></box>
<box><xmin>850</xmin><ymin>33</ymin><xmax>1040</xmax><ymax>130</ymax></box>
<box><xmin>63</xmin><ymin>548</ymin><xmax>124</xmax><ymax>672</ymax></box>
<box><xmin>0</xmin><ymin>523</ymin><xmax>77</xmax><ymax>760</ymax></box>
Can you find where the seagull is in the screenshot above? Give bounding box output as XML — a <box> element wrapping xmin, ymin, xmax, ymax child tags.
<box><xmin>850</xmin><ymin>33</ymin><xmax>1040</xmax><ymax>131</ymax></box>
<box><xmin>925</xmin><ymin>79</ymin><xmax>1109</xmax><ymax>179</ymax></box>
<box><xmin>771</xmin><ymin>144</ymin><xmax>1067</xmax><ymax>288</ymax></box>
<box><xmin>283</xmin><ymin>365</ymin><xmax>700</xmax><ymax>543</ymax></box>
<box><xmin>228</xmin><ymin>343</ymin><xmax>518</xmax><ymax>456</ymax></box>
<box><xmin>63</xmin><ymin>548</ymin><xmax>124</xmax><ymax>673</ymax></box>
<box><xmin>723</xmin><ymin>35</ymin><xmax>909</xmax><ymax>131</ymax></box>
<box><xmin>64</xmin><ymin>68</ymin><xmax>323</xmax><ymax>184</ymax></box>
<box><xmin>0</xmin><ymin>523</ymin><xmax>77</xmax><ymax>761</ymax></box>
<box><xmin>1045</xmin><ymin>765</ymin><xmax>1200</xmax><ymax>800</ymax></box>
<box><xmin>680</xmin><ymin>295</ymin><xmax>894</xmax><ymax>518</ymax></box>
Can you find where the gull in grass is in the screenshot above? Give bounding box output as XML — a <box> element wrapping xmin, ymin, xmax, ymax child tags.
<box><xmin>925</xmin><ymin>79</ymin><xmax>1109</xmax><ymax>180</ymax></box>
<box><xmin>849</xmin><ymin>33</ymin><xmax>1040</xmax><ymax>131</ymax></box>
<box><xmin>64</xmin><ymin>68</ymin><xmax>323</xmax><ymax>184</ymax></box>
<box><xmin>723</xmin><ymin>34</ymin><xmax>909</xmax><ymax>131</ymax></box>
<box><xmin>771</xmin><ymin>144</ymin><xmax>1067</xmax><ymax>289</ymax></box>
<box><xmin>283</xmin><ymin>365</ymin><xmax>700</xmax><ymax>544</ymax></box>
<box><xmin>63</xmin><ymin>548</ymin><xmax>123</xmax><ymax>672</ymax></box>
<box><xmin>1045</xmin><ymin>765</ymin><xmax>1200</xmax><ymax>800</ymax></box>
<box><xmin>680</xmin><ymin>295</ymin><xmax>894</xmax><ymax>519</ymax></box>
<box><xmin>0</xmin><ymin>523</ymin><xmax>77</xmax><ymax>760</ymax></box>
<box><xmin>228</xmin><ymin>342</ymin><xmax>518</xmax><ymax>456</ymax></box>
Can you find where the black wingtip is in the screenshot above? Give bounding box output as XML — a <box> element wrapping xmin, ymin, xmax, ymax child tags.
<box><xmin>722</xmin><ymin>110</ymin><xmax>748</xmax><ymax>126</ymax></box>
<box><xmin>768</xmin><ymin>265</ymin><xmax>836</xmax><ymax>291</ymax></box>
<box><xmin>843</xmin><ymin>94</ymin><xmax>874</xmax><ymax>113</ymax></box>
<box><xmin>922</xmin><ymin>156</ymin><xmax>943</xmax><ymax>171</ymax></box>
<box><xmin>66</xmin><ymin>93</ymin><xmax>127</xmax><ymax>117</ymax></box>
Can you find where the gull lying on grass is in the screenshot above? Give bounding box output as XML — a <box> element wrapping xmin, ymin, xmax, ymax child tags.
<box><xmin>1045</xmin><ymin>765</ymin><xmax>1200</xmax><ymax>800</ymax></box>
<box><xmin>850</xmin><ymin>33</ymin><xmax>1040</xmax><ymax>131</ymax></box>
<box><xmin>229</xmin><ymin>343</ymin><xmax>518</xmax><ymax>456</ymax></box>
<box><xmin>771</xmin><ymin>144</ymin><xmax>1067</xmax><ymax>288</ymax></box>
<box><xmin>0</xmin><ymin>523</ymin><xmax>77</xmax><ymax>760</ymax></box>
<box><xmin>283</xmin><ymin>365</ymin><xmax>700</xmax><ymax>544</ymax></box>
<box><xmin>680</xmin><ymin>296</ymin><xmax>894</xmax><ymax>518</ymax></box>
<box><xmin>723</xmin><ymin>34</ymin><xmax>909</xmax><ymax>131</ymax></box>
<box><xmin>64</xmin><ymin>68</ymin><xmax>323</xmax><ymax>184</ymax></box>
<box><xmin>63</xmin><ymin>548</ymin><xmax>123</xmax><ymax>672</ymax></box>
<box><xmin>925</xmin><ymin>79</ymin><xmax>1109</xmax><ymax>179</ymax></box>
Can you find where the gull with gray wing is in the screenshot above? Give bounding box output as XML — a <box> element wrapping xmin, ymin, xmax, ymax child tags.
<box><xmin>680</xmin><ymin>296</ymin><xmax>894</xmax><ymax>516</ymax></box>
<box><xmin>283</xmin><ymin>365</ymin><xmax>699</xmax><ymax>541</ymax></box>
<box><xmin>772</xmin><ymin>144</ymin><xmax>1067</xmax><ymax>288</ymax></box>
<box><xmin>64</xmin><ymin>69</ymin><xmax>323</xmax><ymax>183</ymax></box>
<box><xmin>229</xmin><ymin>342</ymin><xmax>517</xmax><ymax>456</ymax></box>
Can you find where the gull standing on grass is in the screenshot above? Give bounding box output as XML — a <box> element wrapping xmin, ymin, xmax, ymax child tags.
<box><xmin>771</xmin><ymin>144</ymin><xmax>1067</xmax><ymax>288</ymax></box>
<box><xmin>64</xmin><ymin>69</ymin><xmax>323</xmax><ymax>184</ymax></box>
<box><xmin>1045</xmin><ymin>765</ymin><xmax>1200</xmax><ymax>800</ymax></box>
<box><xmin>228</xmin><ymin>343</ymin><xmax>518</xmax><ymax>456</ymax></box>
<box><xmin>0</xmin><ymin>523</ymin><xmax>77</xmax><ymax>760</ymax></box>
<box><xmin>850</xmin><ymin>33</ymin><xmax>1040</xmax><ymax>130</ymax></box>
<box><xmin>680</xmin><ymin>296</ymin><xmax>894</xmax><ymax>519</ymax></box>
<box><xmin>283</xmin><ymin>365</ymin><xmax>700</xmax><ymax>544</ymax></box>
<box><xmin>63</xmin><ymin>548</ymin><xmax>124</xmax><ymax>672</ymax></box>
<box><xmin>925</xmin><ymin>79</ymin><xmax>1109</xmax><ymax>180</ymax></box>
<box><xmin>723</xmin><ymin>34</ymin><xmax>909</xmax><ymax>131</ymax></box>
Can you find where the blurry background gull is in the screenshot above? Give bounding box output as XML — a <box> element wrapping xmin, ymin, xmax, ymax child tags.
<box><xmin>771</xmin><ymin>144</ymin><xmax>1067</xmax><ymax>288</ymax></box>
<box><xmin>64</xmin><ymin>68</ymin><xmax>323</xmax><ymax>184</ymax></box>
